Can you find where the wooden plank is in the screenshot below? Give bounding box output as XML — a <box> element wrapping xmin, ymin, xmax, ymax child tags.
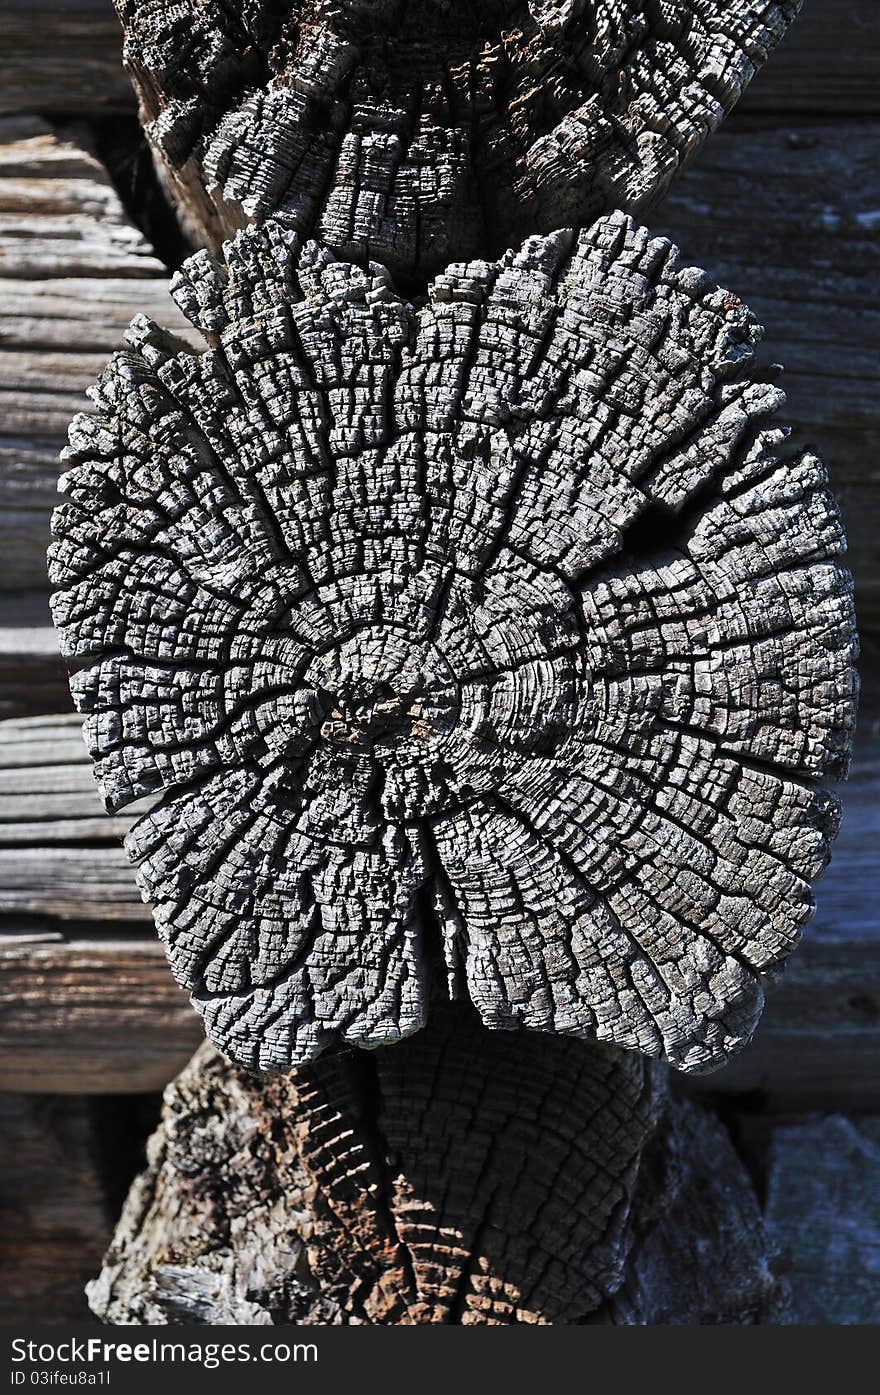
<box><xmin>0</xmin><ymin>0</ymin><xmax>132</xmax><ymax>118</ymax></box>
<box><xmin>655</xmin><ymin>119</ymin><xmax>880</xmax><ymax>638</ymax></box>
<box><xmin>739</xmin><ymin>0</ymin><xmax>880</xmax><ymax>115</ymax></box>
<box><xmin>0</xmin><ymin>116</ymin><xmax>196</xmax><ymax>593</ymax></box>
<box><xmin>0</xmin><ymin>1091</ymin><xmax>114</xmax><ymax>1322</ymax></box>
<box><xmin>0</xmin><ymin>1</ymin><xmax>877</xmax><ymax>126</ymax></box>
<box><xmin>0</xmin><ymin>114</ymin><xmax>165</xmax><ymax>277</ymax></box>
<box><xmin>0</xmin><ymin>593</ymin><xmax>71</xmax><ymax>719</ymax></box>
<box><xmin>764</xmin><ymin>1116</ymin><xmax>880</xmax><ymax>1325</ymax></box>
<box><xmin>0</xmin><ymin>939</ymin><xmax>199</xmax><ymax>1093</ymax></box>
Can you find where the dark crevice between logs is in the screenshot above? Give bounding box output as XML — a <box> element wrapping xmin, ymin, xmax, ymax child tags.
<box><xmin>87</xmin><ymin>115</ymin><xmax>192</xmax><ymax>272</ymax></box>
<box><xmin>339</xmin><ymin>1048</ymin><xmax>421</xmax><ymax>1314</ymax></box>
<box><xmin>85</xmin><ymin>1093</ymin><xmax>163</xmax><ymax>1223</ymax></box>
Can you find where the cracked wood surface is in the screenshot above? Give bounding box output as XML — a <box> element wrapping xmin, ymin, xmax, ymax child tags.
<box><xmin>49</xmin><ymin>213</ymin><xmax>857</xmax><ymax>1076</ymax></box>
<box><xmin>85</xmin><ymin>1028</ymin><xmax>780</xmax><ymax>1325</ymax></box>
<box><xmin>113</xmin><ymin>0</ymin><xmax>801</xmax><ymax>279</ymax></box>
<box><xmin>88</xmin><ymin>1024</ymin><xmax>664</xmax><ymax>1324</ymax></box>
<box><xmin>0</xmin><ymin>710</ymin><xmax>876</xmax><ymax>1101</ymax></box>
<box><xmin>4</xmin><ymin>113</ymin><xmax>878</xmax><ymax>639</ymax></box>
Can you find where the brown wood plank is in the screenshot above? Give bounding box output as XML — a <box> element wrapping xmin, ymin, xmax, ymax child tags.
<box><xmin>0</xmin><ymin>0</ymin><xmax>132</xmax><ymax>118</ymax></box>
<box><xmin>0</xmin><ymin>939</ymin><xmax>200</xmax><ymax>1093</ymax></box>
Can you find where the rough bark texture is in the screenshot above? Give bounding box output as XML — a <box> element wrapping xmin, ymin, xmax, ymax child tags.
<box><xmin>113</xmin><ymin>0</ymin><xmax>801</xmax><ymax>280</ymax></box>
<box><xmin>49</xmin><ymin>212</ymin><xmax>857</xmax><ymax>1077</ymax></box>
<box><xmin>86</xmin><ymin>1029</ymin><xmax>780</xmax><ymax>1325</ymax></box>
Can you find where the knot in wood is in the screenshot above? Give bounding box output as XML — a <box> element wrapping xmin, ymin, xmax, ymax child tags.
<box><xmin>49</xmin><ymin>213</ymin><xmax>856</xmax><ymax>1076</ymax></box>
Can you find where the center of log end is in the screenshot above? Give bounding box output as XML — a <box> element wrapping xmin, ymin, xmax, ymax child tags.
<box><xmin>307</xmin><ymin>626</ymin><xmax>460</xmax><ymax>756</ymax></box>
<box><xmin>320</xmin><ymin>687</ymin><xmax>422</xmax><ymax>748</ymax></box>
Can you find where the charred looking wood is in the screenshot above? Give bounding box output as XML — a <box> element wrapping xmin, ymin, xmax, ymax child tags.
<box><xmin>49</xmin><ymin>212</ymin><xmax>857</xmax><ymax>1079</ymax></box>
<box><xmin>112</xmin><ymin>0</ymin><xmax>803</xmax><ymax>281</ymax></box>
<box><xmin>85</xmin><ymin>1013</ymin><xmax>780</xmax><ymax>1325</ymax></box>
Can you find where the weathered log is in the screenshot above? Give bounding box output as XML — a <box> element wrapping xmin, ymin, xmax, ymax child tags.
<box><xmin>112</xmin><ymin>0</ymin><xmax>801</xmax><ymax>279</ymax></box>
<box><xmin>5</xmin><ymin>117</ymin><xmax>877</xmax><ymax>632</ymax></box>
<box><xmin>655</xmin><ymin>120</ymin><xmax>880</xmax><ymax>639</ymax></box>
<box><xmin>0</xmin><ymin>115</ymin><xmax>196</xmax><ymax>592</ymax></box>
<box><xmin>85</xmin><ymin>1029</ymin><xmax>781</xmax><ymax>1325</ymax></box>
<box><xmin>49</xmin><ymin>213</ymin><xmax>857</xmax><ymax>1078</ymax></box>
<box><xmin>0</xmin><ymin>711</ymin><xmax>876</xmax><ymax>1101</ymax></box>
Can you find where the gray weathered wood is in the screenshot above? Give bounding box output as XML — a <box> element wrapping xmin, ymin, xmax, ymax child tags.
<box><xmin>600</xmin><ymin>1096</ymin><xmax>779</xmax><ymax>1324</ymax></box>
<box><xmin>0</xmin><ymin>116</ymin><xmax>196</xmax><ymax>592</ymax></box>
<box><xmin>0</xmin><ymin>939</ymin><xmax>199</xmax><ymax>1094</ymax></box>
<box><xmin>1</xmin><ymin>709</ymin><xmax>875</xmax><ymax>1100</ymax></box>
<box><xmin>0</xmin><ymin>594</ymin><xmax>70</xmax><ymax>719</ymax></box>
<box><xmin>113</xmin><ymin>0</ymin><xmax>802</xmax><ymax>278</ymax></box>
<box><xmin>49</xmin><ymin>214</ymin><xmax>857</xmax><ymax>1076</ymax></box>
<box><xmin>4</xmin><ymin>116</ymin><xmax>877</xmax><ymax>639</ymax></box>
<box><xmin>86</xmin><ymin>1034</ymin><xmax>780</xmax><ymax>1325</ymax></box>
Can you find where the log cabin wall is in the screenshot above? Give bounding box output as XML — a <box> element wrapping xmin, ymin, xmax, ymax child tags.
<box><xmin>0</xmin><ymin>0</ymin><xmax>877</xmax><ymax>1323</ymax></box>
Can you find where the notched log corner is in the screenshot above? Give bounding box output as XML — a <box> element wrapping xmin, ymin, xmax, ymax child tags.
<box><xmin>112</xmin><ymin>0</ymin><xmax>803</xmax><ymax>279</ymax></box>
<box><xmin>85</xmin><ymin>1015</ymin><xmax>779</xmax><ymax>1325</ymax></box>
<box><xmin>48</xmin><ymin>212</ymin><xmax>857</xmax><ymax>1079</ymax></box>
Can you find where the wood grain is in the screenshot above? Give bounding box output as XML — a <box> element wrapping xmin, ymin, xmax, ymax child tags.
<box><xmin>48</xmin><ymin>214</ymin><xmax>857</xmax><ymax>1076</ymax></box>
<box><xmin>764</xmin><ymin>1115</ymin><xmax>880</xmax><ymax>1325</ymax></box>
<box><xmin>0</xmin><ymin>0</ymin><xmax>133</xmax><ymax>118</ymax></box>
<box><xmin>0</xmin><ymin>116</ymin><xmax>196</xmax><ymax>592</ymax></box>
<box><xmin>3</xmin><ymin>2</ymin><xmax>878</xmax><ymax>125</ymax></box>
<box><xmin>1</xmin><ymin>705</ymin><xmax>876</xmax><ymax>1098</ymax></box>
<box><xmin>656</xmin><ymin>118</ymin><xmax>880</xmax><ymax>637</ymax></box>
<box><xmin>86</xmin><ymin>1038</ymin><xmax>779</xmax><ymax>1325</ymax></box>
<box><xmin>740</xmin><ymin>0</ymin><xmax>880</xmax><ymax>115</ymax></box>
<box><xmin>0</xmin><ymin>1092</ymin><xmax>114</xmax><ymax>1323</ymax></box>
<box><xmin>0</xmin><ymin>940</ymin><xmax>199</xmax><ymax>1094</ymax></box>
